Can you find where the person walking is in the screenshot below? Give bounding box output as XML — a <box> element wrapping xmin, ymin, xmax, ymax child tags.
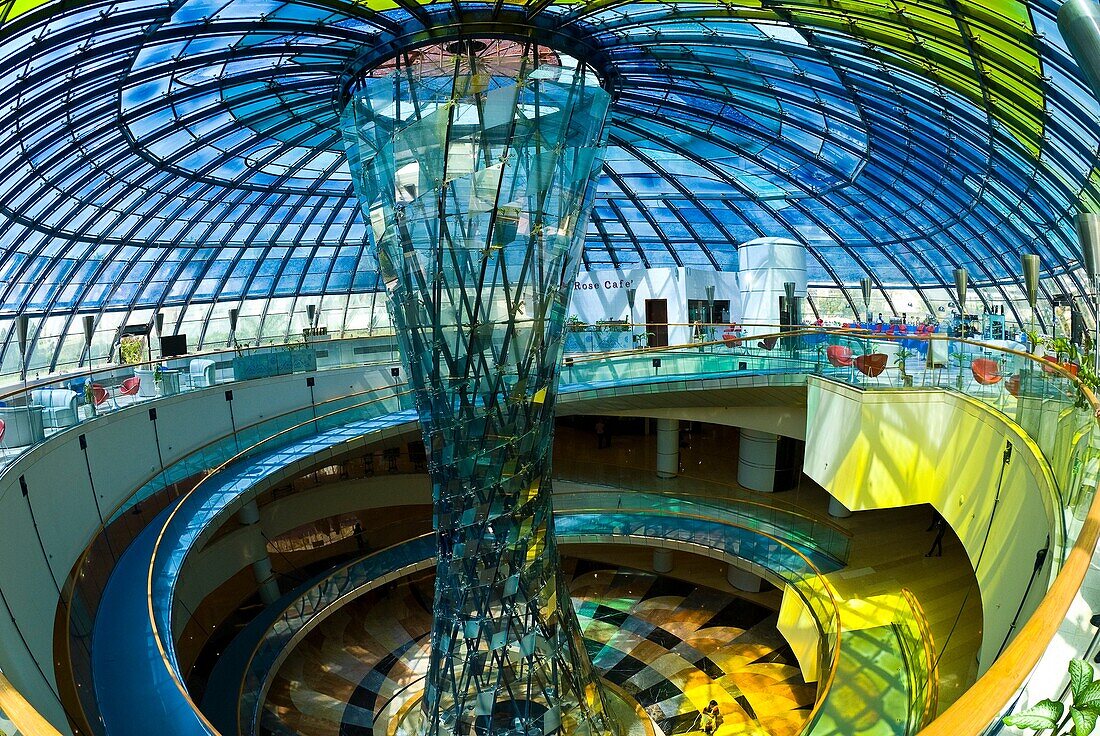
<box><xmin>926</xmin><ymin>514</ymin><xmax>947</xmax><ymax>557</ymax></box>
<box><xmin>595</xmin><ymin>419</ymin><xmax>609</xmax><ymax>449</ymax></box>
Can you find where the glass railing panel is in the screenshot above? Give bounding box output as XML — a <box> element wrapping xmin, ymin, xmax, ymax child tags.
<box><xmin>237</xmin><ymin>510</ymin><xmax>842</xmax><ymax>736</ymax></box>
<box><xmin>19</xmin><ymin>325</ymin><xmax>1095</xmax><ymax>736</ymax></box>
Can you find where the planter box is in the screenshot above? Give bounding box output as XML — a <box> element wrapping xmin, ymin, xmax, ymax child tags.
<box><xmin>563</xmin><ymin>331</ymin><xmax>632</xmax><ymax>354</ymax></box>
<box><xmin>232</xmin><ymin>349</ymin><xmax>318</xmax><ymax>381</ymax></box>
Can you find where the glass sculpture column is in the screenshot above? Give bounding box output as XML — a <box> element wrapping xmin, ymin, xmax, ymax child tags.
<box><xmin>342</xmin><ymin>44</ymin><xmax>613</xmax><ymax>736</ymax></box>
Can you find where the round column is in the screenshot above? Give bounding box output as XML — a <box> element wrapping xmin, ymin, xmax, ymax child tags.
<box><xmin>237</xmin><ymin>499</ymin><xmax>281</xmax><ymax>604</ymax></box>
<box><xmin>738</xmin><ymin>429</ymin><xmax>778</xmax><ymax>492</ymax></box>
<box><xmin>828</xmin><ymin>496</ymin><xmax>853</xmax><ymax>518</ymax></box>
<box><xmin>653</xmin><ymin>548</ymin><xmax>673</xmax><ymax>574</ymax></box>
<box><xmin>737</xmin><ymin>237</ymin><xmax>807</xmax><ymax>336</ymax></box>
<box><xmin>727</xmin><ymin>565</ymin><xmax>763</xmax><ymax>593</ymax></box>
<box><xmin>656</xmin><ymin>418</ymin><xmax>679</xmax><ymax>479</ymax></box>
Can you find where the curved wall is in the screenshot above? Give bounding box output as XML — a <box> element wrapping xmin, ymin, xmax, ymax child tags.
<box><xmin>803</xmin><ymin>376</ymin><xmax>1057</xmax><ymax>671</ymax></box>
<box><xmin>0</xmin><ymin>364</ymin><xmax>400</xmax><ymax>729</ymax></box>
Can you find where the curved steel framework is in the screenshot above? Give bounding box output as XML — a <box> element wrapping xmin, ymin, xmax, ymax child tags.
<box><xmin>0</xmin><ymin>0</ymin><xmax>1097</xmax><ymax>378</ymax></box>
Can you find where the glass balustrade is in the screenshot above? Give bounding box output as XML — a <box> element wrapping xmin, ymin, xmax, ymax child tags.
<box><xmin>236</xmin><ymin>513</ymin><xmax>843</xmax><ymax>736</ymax></box>
<box><xmin>1</xmin><ymin>325</ymin><xmax>1095</xmax><ymax>736</ymax></box>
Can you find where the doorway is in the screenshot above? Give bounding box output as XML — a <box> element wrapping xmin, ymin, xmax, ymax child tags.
<box><xmin>645</xmin><ymin>299</ymin><xmax>669</xmax><ymax>347</ymax></box>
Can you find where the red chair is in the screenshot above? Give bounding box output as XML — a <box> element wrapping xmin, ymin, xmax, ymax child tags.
<box><xmin>91</xmin><ymin>384</ymin><xmax>112</xmax><ymax>410</ymax></box>
<box><xmin>119</xmin><ymin>376</ymin><xmax>141</xmax><ymax>401</ymax></box>
<box><xmin>722</xmin><ymin>325</ymin><xmax>742</xmax><ymax>347</ymax></box>
<box><xmin>1040</xmin><ymin>356</ymin><xmax>1079</xmax><ymax>377</ymax></box>
<box><xmin>854</xmin><ymin>353</ymin><xmax>888</xmax><ymax>381</ymax></box>
<box><xmin>758</xmin><ymin>336</ymin><xmax>778</xmax><ymax>350</ymax></box>
<box><xmin>971</xmin><ymin>358</ymin><xmax>1001</xmax><ymax>387</ymax></box>
<box><xmin>1006</xmin><ymin>374</ymin><xmax>1021</xmax><ymax>397</ymax></box>
<box><xmin>826</xmin><ymin>345</ymin><xmax>854</xmax><ymax>368</ymax></box>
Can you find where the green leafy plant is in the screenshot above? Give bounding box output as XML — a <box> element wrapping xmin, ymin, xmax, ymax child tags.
<box><xmin>1003</xmin><ymin>659</ymin><xmax>1100</xmax><ymax>735</ymax></box>
<box><xmin>1044</xmin><ymin>336</ymin><xmax>1077</xmax><ymax>364</ymax></box>
<box><xmin>1025</xmin><ymin>328</ymin><xmax>1041</xmax><ymax>353</ymax></box>
<box><xmin>119</xmin><ymin>335</ymin><xmax>144</xmax><ymax>365</ymax></box>
<box><xmin>949</xmin><ymin>350</ymin><xmax>969</xmax><ymax>390</ymax></box>
<box><xmin>894</xmin><ymin>347</ymin><xmax>915</xmax><ymax>377</ymax></box>
<box><xmin>566</xmin><ymin>315</ymin><xmax>586</xmax><ymax>332</ymax></box>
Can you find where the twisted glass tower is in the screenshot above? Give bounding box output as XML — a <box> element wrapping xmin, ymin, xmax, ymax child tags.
<box><xmin>342</xmin><ymin>42</ymin><xmax>614</xmax><ymax>736</ymax></box>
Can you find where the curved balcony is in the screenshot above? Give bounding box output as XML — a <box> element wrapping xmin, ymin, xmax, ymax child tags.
<box><xmin>0</xmin><ymin>327</ymin><xmax>1090</xmax><ymax>736</ymax></box>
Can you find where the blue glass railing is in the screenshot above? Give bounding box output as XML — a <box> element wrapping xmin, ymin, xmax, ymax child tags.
<box><xmin>234</xmin><ymin>510</ymin><xmax>843</xmax><ymax>736</ymax></box>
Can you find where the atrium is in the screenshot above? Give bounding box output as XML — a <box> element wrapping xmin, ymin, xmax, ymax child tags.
<box><xmin>0</xmin><ymin>0</ymin><xmax>1099</xmax><ymax>734</ymax></box>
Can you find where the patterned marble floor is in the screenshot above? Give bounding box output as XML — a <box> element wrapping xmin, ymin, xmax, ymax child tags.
<box><xmin>263</xmin><ymin>562</ymin><xmax>814</xmax><ymax>736</ymax></box>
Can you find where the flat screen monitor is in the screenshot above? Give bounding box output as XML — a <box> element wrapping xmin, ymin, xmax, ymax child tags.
<box><xmin>160</xmin><ymin>334</ymin><xmax>188</xmax><ymax>357</ymax></box>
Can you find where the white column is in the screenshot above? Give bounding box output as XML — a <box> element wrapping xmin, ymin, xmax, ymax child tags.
<box><xmin>738</xmin><ymin>429</ymin><xmax>778</xmax><ymax>492</ymax></box>
<box><xmin>737</xmin><ymin>237</ymin><xmax>807</xmax><ymax>337</ymax></box>
<box><xmin>653</xmin><ymin>548</ymin><xmax>673</xmax><ymax>574</ymax></box>
<box><xmin>656</xmin><ymin>418</ymin><xmax>679</xmax><ymax>479</ymax></box>
<box><xmin>727</xmin><ymin>565</ymin><xmax>763</xmax><ymax>593</ymax></box>
<box><xmin>238</xmin><ymin>499</ymin><xmax>281</xmax><ymax>604</ymax></box>
<box><xmin>828</xmin><ymin>496</ymin><xmax>853</xmax><ymax>519</ymax></box>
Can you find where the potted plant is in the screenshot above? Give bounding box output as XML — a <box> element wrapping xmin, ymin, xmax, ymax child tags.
<box><xmin>153</xmin><ymin>364</ymin><xmax>163</xmax><ymax>395</ymax></box>
<box><xmin>894</xmin><ymin>347</ymin><xmax>915</xmax><ymax>387</ymax></box>
<box><xmin>949</xmin><ymin>350</ymin><xmax>969</xmax><ymax>390</ymax></box>
<box><xmin>84</xmin><ymin>381</ymin><xmax>96</xmax><ymax>417</ymax></box>
<box><xmin>1042</xmin><ymin>336</ymin><xmax>1080</xmax><ymax>378</ymax></box>
<box><xmin>1024</xmin><ymin>328</ymin><xmax>1041</xmax><ymax>355</ymax></box>
<box><xmin>566</xmin><ymin>315</ymin><xmax>586</xmax><ymax>332</ymax></box>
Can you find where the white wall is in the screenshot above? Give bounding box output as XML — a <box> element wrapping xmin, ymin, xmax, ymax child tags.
<box><xmin>0</xmin><ymin>363</ymin><xmax>400</xmax><ymax>731</ymax></box>
<box><xmin>569</xmin><ymin>267</ymin><xmax>740</xmax><ymax>345</ymax></box>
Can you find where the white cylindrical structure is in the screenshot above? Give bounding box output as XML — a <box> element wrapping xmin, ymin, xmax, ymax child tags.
<box><xmin>738</xmin><ymin>429</ymin><xmax>779</xmax><ymax>492</ymax></box>
<box><xmin>237</xmin><ymin>499</ymin><xmax>281</xmax><ymax>603</ymax></box>
<box><xmin>738</xmin><ymin>237</ymin><xmax>807</xmax><ymax>336</ymax></box>
<box><xmin>653</xmin><ymin>548</ymin><xmax>673</xmax><ymax>574</ymax></box>
<box><xmin>828</xmin><ymin>495</ymin><xmax>853</xmax><ymax>518</ymax></box>
<box><xmin>656</xmin><ymin>418</ymin><xmax>679</xmax><ymax>479</ymax></box>
<box><xmin>237</xmin><ymin>499</ymin><xmax>261</xmax><ymax>525</ymax></box>
<box><xmin>251</xmin><ymin>556</ymin><xmax>281</xmax><ymax>605</ymax></box>
<box><xmin>727</xmin><ymin>565</ymin><xmax>763</xmax><ymax>593</ymax></box>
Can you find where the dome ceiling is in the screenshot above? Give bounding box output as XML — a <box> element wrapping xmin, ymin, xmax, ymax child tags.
<box><xmin>0</xmin><ymin>0</ymin><xmax>1097</xmax><ymax>371</ymax></box>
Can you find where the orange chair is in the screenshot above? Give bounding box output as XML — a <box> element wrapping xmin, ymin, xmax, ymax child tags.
<box><xmin>119</xmin><ymin>376</ymin><xmax>141</xmax><ymax>401</ymax></box>
<box><xmin>971</xmin><ymin>358</ymin><xmax>1001</xmax><ymax>392</ymax></box>
<box><xmin>826</xmin><ymin>345</ymin><xmax>853</xmax><ymax>368</ymax></box>
<box><xmin>1040</xmin><ymin>356</ymin><xmax>1079</xmax><ymax>378</ymax></box>
<box><xmin>854</xmin><ymin>353</ymin><xmax>888</xmax><ymax>381</ymax></box>
<box><xmin>758</xmin><ymin>336</ymin><xmax>778</xmax><ymax>350</ymax></box>
<box><xmin>1006</xmin><ymin>374</ymin><xmax>1021</xmax><ymax>397</ymax></box>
